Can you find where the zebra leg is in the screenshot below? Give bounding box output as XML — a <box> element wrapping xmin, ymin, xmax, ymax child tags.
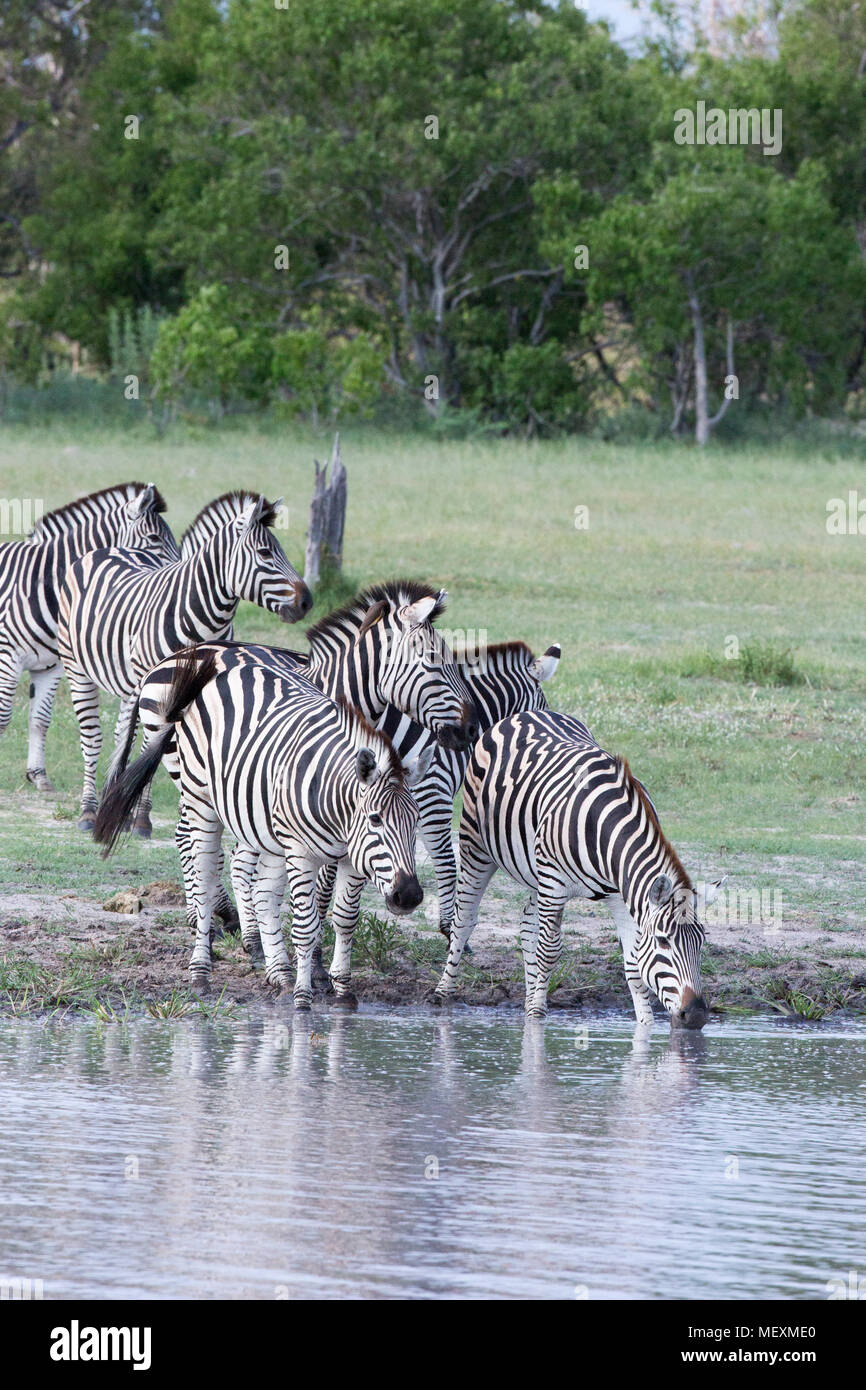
<box><xmin>609</xmin><ymin>894</ymin><xmax>655</xmax><ymax>1026</ymax></box>
<box><xmin>419</xmin><ymin>812</ymin><xmax>458</xmax><ymax>941</ymax></box>
<box><xmin>519</xmin><ymin>891</ymin><xmax>540</xmax><ymax>1007</ymax></box>
<box><xmin>286</xmin><ymin>857</ymin><xmax>320</xmax><ymax>1011</ymax></box>
<box><xmin>26</xmin><ymin>662</ymin><xmax>62</xmax><ymax>792</ymax></box>
<box><xmin>178</xmin><ymin>806</ymin><xmax>238</xmax><ymax>940</ymax></box>
<box><xmin>186</xmin><ymin>814</ymin><xmax>224</xmax><ymax>991</ymax></box>
<box><xmin>312</xmin><ymin>861</ymin><xmax>338</xmax><ymax>990</ymax></box>
<box><xmin>0</xmin><ymin>644</ymin><xmax>24</xmax><ymax>750</ymax></box>
<box><xmin>433</xmin><ymin>844</ymin><xmax>496</xmax><ymax>1000</ymax></box>
<box><xmin>66</xmin><ymin>668</ymin><xmax>103</xmax><ymax>831</ymax></box>
<box><xmin>113</xmin><ymin>696</ymin><xmax>152</xmax><ymax>837</ymax></box>
<box><xmin>526</xmin><ymin>893</ymin><xmax>566</xmax><ymax>1019</ymax></box>
<box><xmin>230</xmin><ymin>843</ymin><xmax>264</xmax><ymax>961</ymax></box>
<box><xmin>327</xmin><ymin>864</ymin><xmax>365</xmax><ymax>1006</ymax></box>
<box><xmin>251</xmin><ymin>850</ymin><xmax>293</xmax><ymax>992</ymax></box>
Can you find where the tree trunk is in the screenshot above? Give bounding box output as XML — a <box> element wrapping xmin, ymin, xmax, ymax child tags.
<box><xmin>304</xmin><ymin>433</ymin><xmax>347</xmax><ymax>589</ymax></box>
<box><xmin>687</xmin><ymin>273</ymin><xmax>710</xmax><ymax>447</ymax></box>
<box><xmin>687</xmin><ymin>273</ymin><xmax>735</xmax><ymax>446</ymax></box>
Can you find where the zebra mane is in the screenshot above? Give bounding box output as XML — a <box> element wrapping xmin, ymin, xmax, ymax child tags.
<box><xmin>335</xmin><ymin>696</ymin><xmax>404</xmax><ymax>781</ymax></box>
<box><xmin>307</xmin><ymin>579</ymin><xmax>447</xmax><ymax>644</ymax></box>
<box><xmin>616</xmin><ymin>756</ymin><xmax>693</xmax><ymax>892</ymax></box>
<box><xmin>29</xmin><ymin>482</ymin><xmax>166</xmax><ymax>542</ymax></box>
<box><xmin>180</xmin><ymin>491</ymin><xmax>280</xmax><ymax>550</ymax></box>
<box><xmin>454</xmin><ymin>639</ymin><xmax>533</xmax><ymax>670</ymax></box>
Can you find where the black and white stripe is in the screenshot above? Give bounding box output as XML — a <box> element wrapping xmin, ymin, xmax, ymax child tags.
<box><xmin>57</xmin><ymin>492</ymin><xmax>311</xmax><ymax>830</ymax></box>
<box><xmin>434</xmin><ymin>709</ymin><xmax>712</xmax><ymax>1028</ymax></box>
<box><xmin>160</xmin><ymin>583</ymin><xmax>480</xmax><ymax>943</ymax></box>
<box><xmin>372</xmin><ymin>640</ymin><xmax>561</xmax><ymax>939</ymax></box>
<box><xmin>0</xmin><ymin>482</ymin><xmax>177</xmax><ymax>790</ymax></box>
<box><xmin>94</xmin><ymin>645</ymin><xmax>432</xmax><ymax>1007</ymax></box>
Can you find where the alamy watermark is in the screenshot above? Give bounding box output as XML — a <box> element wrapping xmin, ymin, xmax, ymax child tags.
<box><xmin>0</xmin><ymin>497</ymin><xmax>44</xmax><ymax>535</ymax></box>
<box><xmin>674</xmin><ymin>102</ymin><xmax>782</xmax><ymax>157</ymax></box>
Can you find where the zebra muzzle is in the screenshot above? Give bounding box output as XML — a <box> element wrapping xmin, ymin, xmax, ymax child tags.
<box><xmin>278</xmin><ymin>582</ymin><xmax>313</xmax><ymax>622</ymax></box>
<box><xmin>386</xmin><ymin>871</ymin><xmax>423</xmax><ymax>915</ymax></box>
<box><xmin>671</xmin><ymin>989</ymin><xmax>709</xmax><ymax>1030</ymax></box>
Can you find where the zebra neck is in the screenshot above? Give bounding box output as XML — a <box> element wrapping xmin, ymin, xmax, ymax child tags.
<box><xmin>38</xmin><ymin>516</ymin><xmax>124</xmax><ymax>588</ymax></box>
<box><xmin>307</xmin><ymin>626</ymin><xmax>386</xmax><ymax>723</ymax></box>
<box><xmin>185</xmin><ymin>541</ymin><xmax>239</xmax><ymax>632</ymax></box>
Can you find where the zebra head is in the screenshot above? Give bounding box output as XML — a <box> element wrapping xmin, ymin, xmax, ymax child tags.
<box><xmin>346</xmin><ymin>737</ymin><xmax>435</xmax><ymax>915</ymax></box>
<box><xmin>357</xmin><ymin>585</ymin><xmax>479</xmax><ymax>751</ymax></box>
<box><xmin>631</xmin><ymin>874</ymin><xmax>715</xmax><ymax>1029</ymax></box>
<box><xmin>227</xmin><ymin>494</ymin><xmax>312</xmax><ymax>621</ymax></box>
<box><xmin>118</xmin><ymin>483</ymin><xmax>180</xmax><ymax>562</ymax></box>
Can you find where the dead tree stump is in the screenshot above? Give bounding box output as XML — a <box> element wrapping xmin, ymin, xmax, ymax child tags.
<box><xmin>304</xmin><ymin>432</ymin><xmax>347</xmax><ymax>589</ymax></box>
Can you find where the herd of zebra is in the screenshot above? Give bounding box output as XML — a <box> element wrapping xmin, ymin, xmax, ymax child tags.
<box><xmin>0</xmin><ymin>479</ymin><xmax>717</xmax><ymax>1028</ymax></box>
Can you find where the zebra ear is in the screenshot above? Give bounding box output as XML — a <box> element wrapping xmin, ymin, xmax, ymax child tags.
<box><xmin>236</xmin><ymin>494</ymin><xmax>266</xmax><ymax>534</ymax></box>
<box><xmin>648</xmin><ymin>874</ymin><xmax>674</xmax><ymax>909</ymax></box>
<box><xmin>401</xmin><ymin>594</ymin><xmax>437</xmax><ymax>630</ymax></box>
<box><xmin>403</xmin><ymin>744</ymin><xmax>435</xmax><ymax>788</ymax></box>
<box><xmin>696</xmin><ymin>876</ymin><xmax>726</xmax><ymax>912</ymax></box>
<box><xmin>127</xmin><ymin>482</ymin><xmax>157</xmax><ymax>519</ymax></box>
<box><xmin>358</xmin><ymin>598</ymin><xmax>389</xmax><ymax>636</ymax></box>
<box><xmin>355</xmin><ymin>748</ymin><xmax>381</xmax><ymax>785</ymax></box>
<box><xmin>529</xmin><ymin>644</ymin><xmax>561</xmax><ymax>683</ymax></box>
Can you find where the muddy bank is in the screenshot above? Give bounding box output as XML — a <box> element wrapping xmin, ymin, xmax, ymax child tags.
<box><xmin>1</xmin><ymin>879</ymin><xmax>865</xmax><ymax>1022</ymax></box>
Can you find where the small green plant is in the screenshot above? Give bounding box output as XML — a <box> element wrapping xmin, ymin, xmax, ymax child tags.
<box><xmin>682</xmin><ymin>640</ymin><xmax>803</xmax><ymax>687</ymax></box>
<box><xmin>353</xmin><ymin>912</ymin><xmax>402</xmax><ymax>971</ymax></box>
<box><xmin>740</xmin><ymin>641</ymin><xmax>803</xmax><ymax>687</ymax></box>
<box><xmin>147</xmin><ymin>990</ymin><xmax>193</xmax><ymax>1019</ymax></box>
<box><xmin>547</xmin><ymin>958</ymin><xmax>574</xmax><ymax>995</ymax></box>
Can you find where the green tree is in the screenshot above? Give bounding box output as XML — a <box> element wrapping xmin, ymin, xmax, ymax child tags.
<box><xmin>582</xmin><ymin>153</ymin><xmax>865</xmax><ymax>443</ymax></box>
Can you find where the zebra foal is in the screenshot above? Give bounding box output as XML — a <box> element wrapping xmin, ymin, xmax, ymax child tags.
<box><xmin>434</xmin><ymin>710</ymin><xmax>718</xmax><ymax>1029</ymax></box>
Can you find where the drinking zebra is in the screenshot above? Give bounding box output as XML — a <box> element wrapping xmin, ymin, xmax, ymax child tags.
<box><xmin>94</xmin><ymin>645</ymin><xmax>433</xmax><ymax>1006</ymax></box>
<box><xmin>0</xmin><ymin>482</ymin><xmax>178</xmax><ymax>791</ymax></box>
<box><xmin>57</xmin><ymin>491</ymin><xmax>311</xmax><ymax>832</ymax></box>
<box><xmin>433</xmin><ymin>709</ymin><xmax>717</xmax><ymax>1028</ymax></box>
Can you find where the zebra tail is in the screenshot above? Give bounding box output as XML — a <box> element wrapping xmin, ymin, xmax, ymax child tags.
<box><xmin>93</xmin><ymin>646</ymin><xmax>218</xmax><ymax>857</ymax></box>
<box><xmin>92</xmin><ymin>725</ymin><xmax>176</xmax><ymax>857</ymax></box>
<box><xmin>104</xmin><ymin>698</ymin><xmax>142</xmax><ymax>795</ymax></box>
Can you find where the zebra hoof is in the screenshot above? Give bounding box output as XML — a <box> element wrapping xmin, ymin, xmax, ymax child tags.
<box><xmin>131</xmin><ymin>820</ymin><xmax>152</xmax><ymax>840</ymax></box>
<box><xmin>26</xmin><ymin>771</ymin><xmax>55</xmax><ymax>793</ymax></box>
<box><xmin>77</xmin><ymin>815</ymin><xmax>96</xmax><ymax>833</ymax></box>
<box><xmin>429</xmin><ymin>989</ymin><xmax>451</xmax><ymax>1007</ymax></box>
<box><xmin>312</xmin><ymin>964</ymin><xmax>334</xmax><ymax>993</ymax></box>
<box><xmin>268</xmin><ymin>971</ymin><xmax>293</xmax><ymax>995</ymax></box>
<box><xmin>330</xmin><ymin>991</ymin><xmax>357</xmax><ymax>1010</ymax></box>
<box><xmin>217</xmin><ymin>906</ymin><xmax>241</xmax><ymax>935</ymax></box>
<box><xmin>189</xmin><ymin>970</ymin><xmax>212</xmax><ymax>995</ymax></box>
<box><xmin>293</xmin><ymin>990</ymin><xmax>313</xmax><ymax>1012</ymax></box>
<box><xmin>243</xmin><ymin>938</ymin><xmax>265</xmax><ymax>963</ymax></box>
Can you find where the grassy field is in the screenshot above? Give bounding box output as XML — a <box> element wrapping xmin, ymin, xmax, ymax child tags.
<box><xmin>1</xmin><ymin>416</ymin><xmax>865</xmax><ymax>1015</ymax></box>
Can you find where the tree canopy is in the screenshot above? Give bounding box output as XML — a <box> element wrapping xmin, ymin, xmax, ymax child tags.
<box><xmin>3</xmin><ymin>0</ymin><xmax>865</xmax><ymax>440</ymax></box>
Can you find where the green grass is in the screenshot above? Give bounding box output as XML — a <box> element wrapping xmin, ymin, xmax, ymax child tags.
<box><xmin>1</xmin><ymin>416</ymin><xmax>866</xmax><ymax>923</ymax></box>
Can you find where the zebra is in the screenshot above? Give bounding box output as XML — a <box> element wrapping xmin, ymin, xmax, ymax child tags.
<box><xmin>432</xmin><ymin>709</ymin><xmax>719</xmax><ymax>1029</ymax></box>
<box><xmin>0</xmin><ymin>482</ymin><xmax>178</xmax><ymax>792</ymax></box>
<box><xmin>354</xmin><ymin>639</ymin><xmax>561</xmax><ymax>943</ymax></box>
<box><xmin>152</xmin><ymin>582</ymin><xmax>480</xmax><ymax>947</ymax></box>
<box><xmin>57</xmin><ymin>492</ymin><xmax>311</xmax><ymax>832</ymax></box>
<box><xmin>93</xmin><ymin>645</ymin><xmax>434</xmax><ymax>1007</ymax></box>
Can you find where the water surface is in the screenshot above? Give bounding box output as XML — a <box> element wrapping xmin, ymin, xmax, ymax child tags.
<box><xmin>0</xmin><ymin>1009</ymin><xmax>863</xmax><ymax>1299</ymax></box>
